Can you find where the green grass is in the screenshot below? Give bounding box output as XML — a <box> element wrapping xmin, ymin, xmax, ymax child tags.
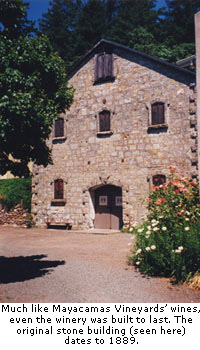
<box><xmin>0</xmin><ymin>178</ymin><xmax>32</xmax><ymax>212</ymax></box>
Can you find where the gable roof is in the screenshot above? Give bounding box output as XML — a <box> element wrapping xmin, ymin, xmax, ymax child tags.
<box><xmin>67</xmin><ymin>39</ymin><xmax>195</xmax><ymax>79</ymax></box>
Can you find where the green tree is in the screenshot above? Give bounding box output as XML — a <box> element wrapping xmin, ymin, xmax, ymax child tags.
<box><xmin>163</xmin><ymin>0</ymin><xmax>200</xmax><ymax>45</ymax></box>
<box><xmin>38</xmin><ymin>0</ymin><xmax>198</xmax><ymax>67</ymax></box>
<box><xmin>128</xmin><ymin>26</ymin><xmax>156</xmax><ymax>54</ymax></box>
<box><xmin>128</xmin><ymin>26</ymin><xmax>195</xmax><ymax>64</ymax></box>
<box><xmin>0</xmin><ymin>1</ymin><xmax>74</xmax><ymax>177</ymax></box>
<box><xmin>0</xmin><ymin>0</ymin><xmax>35</xmax><ymax>38</ymax></box>
<box><xmin>109</xmin><ymin>0</ymin><xmax>161</xmax><ymax>46</ymax></box>
<box><xmin>39</xmin><ymin>0</ymin><xmax>117</xmax><ymax>67</ymax></box>
<box><xmin>154</xmin><ymin>0</ymin><xmax>200</xmax><ymax>63</ymax></box>
<box><xmin>39</xmin><ymin>0</ymin><xmax>83</xmax><ymax>69</ymax></box>
<box><xmin>74</xmin><ymin>0</ymin><xmax>108</xmax><ymax>56</ymax></box>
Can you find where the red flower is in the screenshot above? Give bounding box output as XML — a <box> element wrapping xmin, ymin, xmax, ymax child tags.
<box><xmin>175</xmin><ymin>189</ymin><xmax>179</xmax><ymax>194</ymax></box>
<box><xmin>152</xmin><ymin>186</ymin><xmax>159</xmax><ymax>192</ymax></box>
<box><xmin>156</xmin><ymin>197</ymin><xmax>165</xmax><ymax>205</ymax></box>
<box><xmin>146</xmin><ymin>197</ymin><xmax>152</xmax><ymax>202</ymax></box>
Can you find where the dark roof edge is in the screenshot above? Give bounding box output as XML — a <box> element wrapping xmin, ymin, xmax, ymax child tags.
<box><xmin>176</xmin><ymin>55</ymin><xmax>196</xmax><ymax>68</ymax></box>
<box><xmin>67</xmin><ymin>39</ymin><xmax>195</xmax><ymax>79</ymax></box>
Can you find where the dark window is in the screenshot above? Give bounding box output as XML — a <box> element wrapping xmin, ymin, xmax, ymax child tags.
<box><xmin>95</xmin><ymin>53</ymin><xmax>114</xmax><ymax>82</ymax></box>
<box><xmin>99</xmin><ymin>110</ymin><xmax>110</xmax><ymax>132</ymax></box>
<box><xmin>54</xmin><ymin>179</ymin><xmax>64</xmax><ymax>199</ymax></box>
<box><xmin>153</xmin><ymin>174</ymin><xmax>166</xmax><ymax>186</ymax></box>
<box><xmin>55</xmin><ymin>118</ymin><xmax>64</xmax><ymax>137</ymax></box>
<box><xmin>151</xmin><ymin>102</ymin><xmax>165</xmax><ymax>125</ymax></box>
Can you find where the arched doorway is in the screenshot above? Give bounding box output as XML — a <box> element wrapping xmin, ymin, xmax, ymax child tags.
<box><xmin>93</xmin><ymin>185</ymin><xmax>123</xmax><ymax>229</ymax></box>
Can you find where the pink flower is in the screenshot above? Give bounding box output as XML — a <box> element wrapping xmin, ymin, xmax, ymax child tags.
<box><xmin>156</xmin><ymin>199</ymin><xmax>161</xmax><ymax>205</ymax></box>
<box><xmin>178</xmin><ymin>211</ymin><xmax>182</xmax><ymax>216</ymax></box>
<box><xmin>156</xmin><ymin>198</ymin><xmax>165</xmax><ymax>205</ymax></box>
<box><xmin>146</xmin><ymin>197</ymin><xmax>152</xmax><ymax>202</ymax></box>
<box><xmin>152</xmin><ymin>186</ymin><xmax>159</xmax><ymax>192</ymax></box>
<box><xmin>169</xmin><ymin>165</ymin><xmax>177</xmax><ymax>173</ymax></box>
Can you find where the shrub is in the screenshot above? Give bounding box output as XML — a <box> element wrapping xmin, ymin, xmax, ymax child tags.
<box><xmin>129</xmin><ymin>166</ymin><xmax>200</xmax><ymax>283</ymax></box>
<box><xmin>0</xmin><ymin>178</ymin><xmax>32</xmax><ymax>212</ymax></box>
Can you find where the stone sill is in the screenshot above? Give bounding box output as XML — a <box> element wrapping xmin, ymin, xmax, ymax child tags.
<box><xmin>97</xmin><ymin>131</ymin><xmax>113</xmax><ymax>137</ymax></box>
<box><xmin>52</xmin><ymin>136</ymin><xmax>67</xmax><ymax>141</ymax></box>
<box><xmin>51</xmin><ymin>199</ymin><xmax>66</xmax><ymax>207</ymax></box>
<box><xmin>148</xmin><ymin>124</ymin><xmax>168</xmax><ymax>130</ymax></box>
<box><xmin>93</xmin><ymin>77</ymin><xmax>115</xmax><ymax>85</ymax></box>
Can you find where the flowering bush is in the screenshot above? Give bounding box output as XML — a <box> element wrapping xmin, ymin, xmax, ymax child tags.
<box><xmin>129</xmin><ymin>166</ymin><xmax>200</xmax><ymax>283</ymax></box>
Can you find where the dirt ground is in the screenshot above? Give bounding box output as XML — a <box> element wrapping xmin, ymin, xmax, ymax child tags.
<box><xmin>0</xmin><ymin>226</ymin><xmax>200</xmax><ymax>303</ymax></box>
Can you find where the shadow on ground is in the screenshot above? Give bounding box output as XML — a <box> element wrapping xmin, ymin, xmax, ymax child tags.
<box><xmin>0</xmin><ymin>255</ymin><xmax>65</xmax><ymax>284</ymax></box>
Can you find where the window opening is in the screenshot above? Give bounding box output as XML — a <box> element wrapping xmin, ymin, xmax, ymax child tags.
<box><xmin>55</xmin><ymin>118</ymin><xmax>64</xmax><ymax>138</ymax></box>
<box><xmin>54</xmin><ymin>179</ymin><xmax>64</xmax><ymax>199</ymax></box>
<box><xmin>151</xmin><ymin>102</ymin><xmax>165</xmax><ymax>125</ymax></box>
<box><xmin>95</xmin><ymin>53</ymin><xmax>113</xmax><ymax>82</ymax></box>
<box><xmin>152</xmin><ymin>174</ymin><xmax>166</xmax><ymax>186</ymax></box>
<box><xmin>99</xmin><ymin>110</ymin><xmax>110</xmax><ymax>132</ymax></box>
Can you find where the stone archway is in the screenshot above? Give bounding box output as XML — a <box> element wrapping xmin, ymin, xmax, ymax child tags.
<box><xmin>90</xmin><ymin>184</ymin><xmax>123</xmax><ymax>229</ymax></box>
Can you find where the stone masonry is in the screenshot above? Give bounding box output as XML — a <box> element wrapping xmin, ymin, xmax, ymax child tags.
<box><xmin>32</xmin><ymin>40</ymin><xmax>197</xmax><ymax>229</ymax></box>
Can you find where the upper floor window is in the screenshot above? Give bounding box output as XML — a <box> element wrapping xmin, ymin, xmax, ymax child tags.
<box><xmin>153</xmin><ymin>174</ymin><xmax>166</xmax><ymax>187</ymax></box>
<box><xmin>151</xmin><ymin>102</ymin><xmax>165</xmax><ymax>125</ymax></box>
<box><xmin>99</xmin><ymin>110</ymin><xmax>110</xmax><ymax>132</ymax></box>
<box><xmin>54</xmin><ymin>117</ymin><xmax>64</xmax><ymax>138</ymax></box>
<box><xmin>94</xmin><ymin>53</ymin><xmax>114</xmax><ymax>83</ymax></box>
<box><xmin>54</xmin><ymin>179</ymin><xmax>64</xmax><ymax>200</ymax></box>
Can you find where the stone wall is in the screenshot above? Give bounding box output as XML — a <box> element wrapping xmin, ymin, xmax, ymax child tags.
<box><xmin>32</xmin><ymin>45</ymin><xmax>196</xmax><ymax>229</ymax></box>
<box><xmin>0</xmin><ymin>204</ymin><xmax>30</xmax><ymax>227</ymax></box>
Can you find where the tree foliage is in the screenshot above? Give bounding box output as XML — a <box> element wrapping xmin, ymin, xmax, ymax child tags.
<box><xmin>0</xmin><ymin>0</ymin><xmax>199</xmax><ymax>177</ymax></box>
<box><xmin>74</xmin><ymin>0</ymin><xmax>108</xmax><ymax>56</ymax></box>
<box><xmin>163</xmin><ymin>0</ymin><xmax>200</xmax><ymax>45</ymax></box>
<box><xmin>0</xmin><ymin>0</ymin><xmax>74</xmax><ymax>177</ymax></box>
<box><xmin>109</xmin><ymin>0</ymin><xmax>160</xmax><ymax>45</ymax></box>
<box><xmin>39</xmin><ymin>0</ymin><xmax>82</xmax><ymax>69</ymax></box>
<box><xmin>38</xmin><ymin>0</ymin><xmax>199</xmax><ymax>67</ymax></box>
<box><xmin>0</xmin><ymin>177</ymin><xmax>32</xmax><ymax>211</ymax></box>
<box><xmin>129</xmin><ymin>166</ymin><xmax>200</xmax><ymax>283</ymax></box>
<box><xmin>0</xmin><ymin>0</ymin><xmax>35</xmax><ymax>38</ymax></box>
<box><xmin>153</xmin><ymin>0</ymin><xmax>200</xmax><ymax>63</ymax></box>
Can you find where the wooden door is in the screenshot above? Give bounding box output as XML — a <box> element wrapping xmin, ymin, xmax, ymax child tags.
<box><xmin>94</xmin><ymin>185</ymin><xmax>123</xmax><ymax>229</ymax></box>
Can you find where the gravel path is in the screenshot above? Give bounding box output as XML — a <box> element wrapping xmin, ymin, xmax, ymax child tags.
<box><xmin>0</xmin><ymin>226</ymin><xmax>200</xmax><ymax>303</ymax></box>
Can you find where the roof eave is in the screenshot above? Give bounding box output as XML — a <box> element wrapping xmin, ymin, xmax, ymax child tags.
<box><xmin>67</xmin><ymin>39</ymin><xmax>196</xmax><ymax>79</ymax></box>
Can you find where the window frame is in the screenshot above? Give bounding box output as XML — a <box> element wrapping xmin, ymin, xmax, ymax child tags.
<box><xmin>152</xmin><ymin>174</ymin><xmax>166</xmax><ymax>187</ymax></box>
<box><xmin>99</xmin><ymin>110</ymin><xmax>111</xmax><ymax>132</ymax></box>
<box><xmin>54</xmin><ymin>179</ymin><xmax>64</xmax><ymax>200</ymax></box>
<box><xmin>94</xmin><ymin>52</ymin><xmax>114</xmax><ymax>83</ymax></box>
<box><xmin>54</xmin><ymin>117</ymin><xmax>66</xmax><ymax>139</ymax></box>
<box><xmin>51</xmin><ymin>179</ymin><xmax>66</xmax><ymax>206</ymax></box>
<box><xmin>97</xmin><ymin>110</ymin><xmax>113</xmax><ymax>136</ymax></box>
<box><xmin>151</xmin><ymin>102</ymin><xmax>165</xmax><ymax>126</ymax></box>
<box><xmin>148</xmin><ymin>101</ymin><xmax>168</xmax><ymax>131</ymax></box>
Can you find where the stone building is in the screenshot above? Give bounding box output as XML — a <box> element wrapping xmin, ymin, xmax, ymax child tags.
<box><xmin>32</xmin><ymin>39</ymin><xmax>197</xmax><ymax>230</ymax></box>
